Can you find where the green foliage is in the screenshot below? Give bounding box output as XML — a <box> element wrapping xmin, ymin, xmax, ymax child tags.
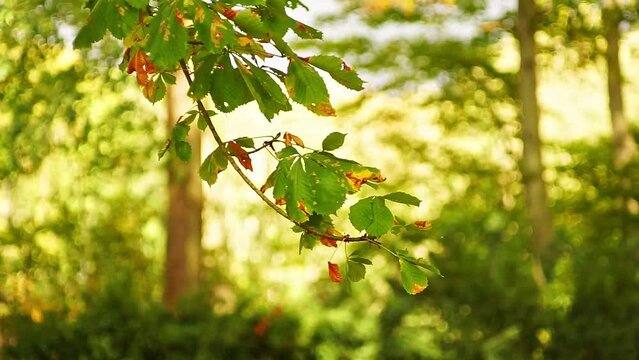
<box><xmin>2</xmin><ymin>278</ymin><xmax>309</xmax><ymax>360</ymax></box>
<box><xmin>72</xmin><ymin>0</ymin><xmax>434</xmax><ymax>292</ymax></box>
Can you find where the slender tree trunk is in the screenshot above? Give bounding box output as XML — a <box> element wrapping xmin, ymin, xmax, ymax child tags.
<box><xmin>603</xmin><ymin>3</ymin><xmax>636</xmax><ymax>169</ymax></box>
<box><xmin>517</xmin><ymin>0</ymin><xmax>553</xmax><ymax>289</ymax></box>
<box><xmin>163</xmin><ymin>72</ymin><xmax>203</xmax><ymax>309</ymax></box>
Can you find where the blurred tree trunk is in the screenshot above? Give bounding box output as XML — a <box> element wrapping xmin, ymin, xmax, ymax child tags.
<box><xmin>603</xmin><ymin>2</ymin><xmax>637</xmax><ymax>169</ymax></box>
<box><xmin>163</xmin><ymin>72</ymin><xmax>203</xmax><ymax>309</ymax></box>
<box><xmin>517</xmin><ymin>0</ymin><xmax>553</xmax><ymax>289</ymax></box>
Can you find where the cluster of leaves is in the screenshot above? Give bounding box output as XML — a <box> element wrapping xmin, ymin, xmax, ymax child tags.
<box><xmin>74</xmin><ymin>0</ymin><xmax>438</xmax><ymax>294</ymax></box>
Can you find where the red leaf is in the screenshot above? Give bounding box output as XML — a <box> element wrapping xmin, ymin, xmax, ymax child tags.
<box><xmin>222</xmin><ymin>7</ymin><xmax>237</xmax><ymax>20</ymax></box>
<box><xmin>228</xmin><ymin>141</ymin><xmax>253</xmax><ymax>171</ymax></box>
<box><xmin>320</xmin><ymin>228</ymin><xmax>340</xmax><ymax>248</ymax></box>
<box><xmin>320</xmin><ymin>237</ymin><xmax>337</xmax><ymax>248</ymax></box>
<box><xmin>127</xmin><ymin>50</ymin><xmax>157</xmax><ymax>86</ymax></box>
<box><xmin>342</xmin><ymin>61</ymin><xmax>352</xmax><ymax>72</ymax></box>
<box><xmin>328</xmin><ymin>262</ymin><xmax>342</xmax><ymax>283</ymax></box>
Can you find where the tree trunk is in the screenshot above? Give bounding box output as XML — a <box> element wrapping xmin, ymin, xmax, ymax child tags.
<box><xmin>603</xmin><ymin>3</ymin><xmax>637</xmax><ymax>169</ymax></box>
<box><xmin>517</xmin><ymin>0</ymin><xmax>553</xmax><ymax>289</ymax></box>
<box><xmin>163</xmin><ymin>72</ymin><xmax>203</xmax><ymax>309</ymax></box>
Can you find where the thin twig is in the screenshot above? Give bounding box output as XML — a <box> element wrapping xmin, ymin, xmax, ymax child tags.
<box><xmin>178</xmin><ymin>60</ymin><xmax>380</xmax><ymax>246</ymax></box>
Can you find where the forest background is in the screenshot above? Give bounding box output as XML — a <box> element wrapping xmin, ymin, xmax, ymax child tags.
<box><xmin>1</xmin><ymin>0</ymin><xmax>639</xmax><ymax>359</ymax></box>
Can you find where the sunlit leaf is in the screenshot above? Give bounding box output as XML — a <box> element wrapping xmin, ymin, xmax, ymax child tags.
<box><xmin>307</xmin><ymin>55</ymin><xmax>364</xmax><ymax>91</ymax></box>
<box><xmin>328</xmin><ymin>261</ymin><xmax>342</xmax><ymax>283</ymax></box>
<box><xmin>383</xmin><ymin>192</ymin><xmax>421</xmax><ymax>207</ymax></box>
<box><xmin>286</xmin><ymin>59</ymin><xmax>335</xmax><ymax>116</ymax></box>
<box><xmin>321</xmin><ymin>132</ymin><xmax>346</xmax><ymax>151</ymax></box>
<box><xmin>349</xmin><ymin>196</ymin><xmax>394</xmax><ymax>237</ymax></box>
<box><xmin>399</xmin><ymin>259</ymin><xmax>428</xmax><ymax>295</ymax></box>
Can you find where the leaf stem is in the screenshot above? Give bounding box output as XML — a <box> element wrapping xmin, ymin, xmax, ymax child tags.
<box><xmin>179</xmin><ymin>60</ymin><xmax>380</xmax><ymax>245</ymax></box>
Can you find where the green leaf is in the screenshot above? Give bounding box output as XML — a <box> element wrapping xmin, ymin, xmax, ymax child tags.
<box><xmin>304</xmin><ymin>158</ymin><xmax>348</xmax><ymax>215</ymax></box>
<box><xmin>210</xmin><ymin>55</ymin><xmax>254</xmax><ymax>112</ymax></box>
<box><xmin>161</xmin><ymin>73</ymin><xmax>177</xmax><ymax>85</ymax></box>
<box><xmin>399</xmin><ymin>259</ymin><xmax>428</xmax><ymax>295</ymax></box>
<box><xmin>307</xmin><ymin>152</ymin><xmax>383</xmax><ymax>193</ymax></box>
<box><xmin>234</xmin><ymin>137</ymin><xmax>255</xmax><ymax>148</ymax></box>
<box><xmin>238</xmin><ymin>61</ymin><xmax>291</xmax><ymax>120</ymax></box>
<box><xmin>298</xmin><ymin>233</ymin><xmax>317</xmax><ymax>254</ymax></box>
<box><xmin>290</xmin><ymin>20</ymin><xmax>323</xmax><ymax>40</ymax></box>
<box><xmin>273</xmin><ymin>157</ymin><xmax>293</xmax><ymax>201</ymax></box>
<box><xmin>349</xmin><ymin>257</ymin><xmax>372</xmax><ymax>265</ymax></box>
<box><xmin>172</xmin><ymin>122</ymin><xmax>189</xmax><ymax>142</ymax></box>
<box><xmin>286</xmin><ymin>59</ymin><xmax>335</xmax><ymax>116</ymax></box>
<box><xmin>197</xmin><ymin>116</ymin><xmax>207</xmax><ymax>130</ymax></box>
<box><xmin>125</xmin><ymin>0</ymin><xmax>147</xmax><ymax>9</ymax></box>
<box><xmin>74</xmin><ymin>0</ymin><xmax>138</xmax><ymax>48</ymax></box>
<box><xmin>175</xmin><ymin>141</ymin><xmax>192</xmax><ymax>161</ymax></box>
<box><xmin>200</xmin><ymin>153</ymin><xmax>219</xmax><ymax>186</ymax></box>
<box><xmin>277</xmin><ymin>146</ymin><xmax>299</xmax><ymax>159</ymax></box>
<box><xmin>193</xmin><ymin>1</ymin><xmax>237</xmax><ymax>50</ymax></box>
<box><xmin>383</xmin><ymin>192</ymin><xmax>421</xmax><ymax>207</ymax></box>
<box><xmin>213</xmin><ymin>146</ymin><xmax>228</xmax><ymax>171</ymax></box>
<box><xmin>145</xmin><ymin>3</ymin><xmax>188</xmax><ymax>68</ymax></box>
<box><xmin>349</xmin><ymin>197</ymin><xmax>394</xmax><ymax>237</ymax></box>
<box><xmin>189</xmin><ymin>55</ymin><xmax>219</xmax><ymax>100</ymax></box>
<box><xmin>285</xmin><ymin>159</ymin><xmax>313</xmax><ymax>222</ymax></box>
<box><xmin>348</xmin><ymin>261</ymin><xmax>366</xmax><ymax>282</ymax></box>
<box><xmin>199</xmin><ymin>146</ymin><xmax>229</xmax><ymax>186</ymax></box>
<box><xmin>74</xmin><ymin>0</ymin><xmax>108</xmax><ymax>48</ymax></box>
<box><xmin>308</xmin><ymin>55</ymin><xmax>364</xmax><ymax>91</ymax></box>
<box><xmin>322</xmin><ymin>132</ymin><xmax>346</xmax><ymax>151</ymax></box>
<box><xmin>234</xmin><ymin>9</ymin><xmax>268</xmax><ymax>38</ymax></box>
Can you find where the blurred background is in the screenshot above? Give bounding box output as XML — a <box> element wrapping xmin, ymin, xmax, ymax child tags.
<box><xmin>1</xmin><ymin>0</ymin><xmax>639</xmax><ymax>359</ymax></box>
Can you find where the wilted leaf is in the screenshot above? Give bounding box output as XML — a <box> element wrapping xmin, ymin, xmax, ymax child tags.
<box><xmin>328</xmin><ymin>262</ymin><xmax>342</xmax><ymax>283</ymax></box>
<box><xmin>283</xmin><ymin>132</ymin><xmax>305</xmax><ymax>147</ymax></box>
<box><xmin>228</xmin><ymin>141</ymin><xmax>253</xmax><ymax>171</ymax></box>
<box><xmin>414</xmin><ymin>220</ymin><xmax>432</xmax><ymax>230</ymax></box>
<box><xmin>345</xmin><ymin>169</ymin><xmax>386</xmax><ymax>191</ymax></box>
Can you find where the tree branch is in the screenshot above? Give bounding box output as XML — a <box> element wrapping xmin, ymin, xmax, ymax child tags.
<box><xmin>178</xmin><ymin>60</ymin><xmax>381</xmax><ymax>246</ymax></box>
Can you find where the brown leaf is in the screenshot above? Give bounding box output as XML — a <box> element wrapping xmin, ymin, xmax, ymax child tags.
<box><xmin>142</xmin><ymin>79</ymin><xmax>155</xmax><ymax>100</ymax></box>
<box><xmin>328</xmin><ymin>262</ymin><xmax>342</xmax><ymax>283</ymax></box>
<box><xmin>344</xmin><ymin>169</ymin><xmax>386</xmax><ymax>191</ymax></box>
<box><xmin>320</xmin><ymin>237</ymin><xmax>337</xmax><ymax>248</ymax></box>
<box><xmin>412</xmin><ymin>284</ymin><xmax>427</xmax><ymax>294</ymax></box>
<box><xmin>414</xmin><ymin>220</ymin><xmax>432</xmax><ymax>230</ymax></box>
<box><xmin>283</xmin><ymin>132</ymin><xmax>304</xmax><ymax>148</ymax></box>
<box><xmin>228</xmin><ymin>141</ymin><xmax>253</xmax><ymax>171</ymax></box>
